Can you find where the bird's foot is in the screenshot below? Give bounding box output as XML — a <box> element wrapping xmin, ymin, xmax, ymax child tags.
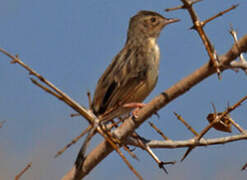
<box><xmin>123</xmin><ymin>102</ymin><xmax>146</xmax><ymax>118</ymax></box>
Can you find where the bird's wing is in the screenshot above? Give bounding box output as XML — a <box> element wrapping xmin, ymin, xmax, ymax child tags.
<box><xmin>92</xmin><ymin>45</ymin><xmax>150</xmax><ymax>115</ymax></box>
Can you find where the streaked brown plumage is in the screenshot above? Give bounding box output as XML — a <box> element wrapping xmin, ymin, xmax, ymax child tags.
<box><xmin>75</xmin><ymin>10</ymin><xmax>179</xmax><ymax>171</ymax></box>
<box><xmin>92</xmin><ymin>10</ymin><xmax>179</xmax><ymax>121</ymax></box>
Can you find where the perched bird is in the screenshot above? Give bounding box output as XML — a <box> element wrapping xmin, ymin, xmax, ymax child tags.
<box><xmin>75</xmin><ymin>10</ymin><xmax>179</xmax><ymax>171</ymax></box>
<box><xmin>92</xmin><ymin>10</ymin><xmax>179</xmax><ymax>122</ymax></box>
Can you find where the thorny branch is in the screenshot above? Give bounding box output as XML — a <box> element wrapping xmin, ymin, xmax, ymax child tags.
<box><xmin>180</xmin><ymin>94</ymin><xmax>247</xmax><ymax>161</ymax></box>
<box><xmin>229</xmin><ymin>27</ymin><xmax>247</xmax><ymax>73</ymax></box>
<box><xmin>181</xmin><ymin>0</ymin><xmax>221</xmax><ymax>79</ymax></box>
<box><xmin>1</xmin><ymin>0</ymin><xmax>247</xmax><ymax>179</ymax></box>
<box><xmin>166</xmin><ymin>2</ymin><xmax>238</xmax><ymax>79</ymax></box>
<box><xmin>64</xmin><ymin>32</ymin><xmax>247</xmax><ymax>179</ymax></box>
<box><xmin>0</xmin><ymin>48</ymin><xmax>143</xmax><ymax>180</ymax></box>
<box><xmin>173</xmin><ymin>112</ymin><xmax>198</xmax><ymax>161</ymax></box>
<box><xmin>201</xmin><ymin>4</ymin><xmax>238</xmax><ymax>27</ymax></box>
<box><xmin>165</xmin><ymin>0</ymin><xmax>202</xmax><ymax>12</ymax></box>
<box><xmin>197</xmin><ymin>95</ymin><xmax>247</xmax><ymax>141</ymax></box>
<box><xmin>128</xmin><ymin>133</ymin><xmax>247</xmax><ymax>149</ymax></box>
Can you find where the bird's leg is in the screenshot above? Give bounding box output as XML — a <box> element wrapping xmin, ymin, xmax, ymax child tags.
<box><xmin>123</xmin><ymin>102</ymin><xmax>146</xmax><ymax>118</ymax></box>
<box><xmin>123</xmin><ymin>102</ymin><xmax>160</xmax><ymax>119</ymax></box>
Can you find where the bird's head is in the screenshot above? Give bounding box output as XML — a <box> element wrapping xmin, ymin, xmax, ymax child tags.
<box><xmin>127</xmin><ymin>10</ymin><xmax>179</xmax><ymax>41</ymax></box>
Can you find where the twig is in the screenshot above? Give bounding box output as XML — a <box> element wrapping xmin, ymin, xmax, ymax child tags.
<box><xmin>0</xmin><ymin>48</ymin><xmax>140</xmax><ymax>180</ymax></box>
<box><xmin>145</xmin><ymin>145</ymin><xmax>175</xmax><ymax>174</ymax></box>
<box><xmin>165</xmin><ymin>0</ymin><xmax>202</xmax><ymax>12</ymax></box>
<box><xmin>55</xmin><ymin>125</ymin><xmax>92</xmax><ymax>158</ymax></box>
<box><xmin>229</xmin><ymin>26</ymin><xmax>247</xmax><ymax>74</ymax></box>
<box><xmin>180</xmin><ymin>95</ymin><xmax>247</xmax><ymax>161</ymax></box>
<box><xmin>149</xmin><ymin>122</ymin><xmax>169</xmax><ymax>140</ymax></box>
<box><xmin>165</xmin><ymin>4</ymin><xmax>184</xmax><ymax>12</ymax></box>
<box><xmin>101</xmin><ymin>128</ymin><xmax>143</xmax><ymax>180</ymax></box>
<box><xmin>201</xmin><ymin>4</ymin><xmax>239</xmax><ymax>27</ymax></box>
<box><xmin>182</xmin><ymin>94</ymin><xmax>247</xmax><ymax>162</ymax></box>
<box><xmin>173</xmin><ymin>112</ymin><xmax>198</xmax><ymax>136</ymax></box>
<box><xmin>30</xmin><ymin>78</ymin><xmax>63</xmax><ymax>100</ymax></box>
<box><xmin>0</xmin><ymin>48</ymin><xmax>93</xmax><ymax>122</ymax></box>
<box><xmin>198</xmin><ymin>95</ymin><xmax>247</xmax><ymax>140</ymax></box>
<box><xmin>62</xmin><ymin>33</ymin><xmax>247</xmax><ymax>179</ymax></box>
<box><xmin>15</xmin><ymin>162</ymin><xmax>32</xmax><ymax>180</ymax></box>
<box><xmin>128</xmin><ymin>133</ymin><xmax>247</xmax><ymax>149</ymax></box>
<box><xmin>173</xmin><ymin>112</ymin><xmax>199</xmax><ymax>161</ymax></box>
<box><xmin>173</xmin><ymin>112</ymin><xmax>198</xmax><ymax>161</ymax></box>
<box><xmin>180</xmin><ymin>0</ymin><xmax>222</xmax><ymax>79</ymax></box>
<box><xmin>227</xmin><ymin>116</ymin><xmax>245</xmax><ymax>134</ymax></box>
<box><xmin>131</xmin><ymin>132</ymin><xmax>171</xmax><ymax>174</ymax></box>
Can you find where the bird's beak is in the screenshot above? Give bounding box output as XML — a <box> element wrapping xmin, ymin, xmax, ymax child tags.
<box><xmin>165</xmin><ymin>18</ymin><xmax>180</xmax><ymax>24</ymax></box>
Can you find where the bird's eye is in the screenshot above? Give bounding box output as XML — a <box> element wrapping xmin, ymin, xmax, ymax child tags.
<box><xmin>150</xmin><ymin>17</ymin><xmax>156</xmax><ymax>23</ymax></box>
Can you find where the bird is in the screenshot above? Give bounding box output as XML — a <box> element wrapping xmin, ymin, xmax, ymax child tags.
<box><xmin>75</xmin><ymin>10</ymin><xmax>179</xmax><ymax>171</ymax></box>
<box><xmin>91</xmin><ymin>10</ymin><xmax>179</xmax><ymax>122</ymax></box>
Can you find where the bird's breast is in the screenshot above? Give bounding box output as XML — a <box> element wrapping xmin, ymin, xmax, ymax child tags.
<box><xmin>147</xmin><ymin>38</ymin><xmax>160</xmax><ymax>68</ymax></box>
<box><xmin>143</xmin><ymin>38</ymin><xmax>160</xmax><ymax>93</ymax></box>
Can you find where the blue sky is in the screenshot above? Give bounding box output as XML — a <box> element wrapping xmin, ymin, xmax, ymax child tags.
<box><xmin>1</xmin><ymin>0</ymin><xmax>247</xmax><ymax>179</ymax></box>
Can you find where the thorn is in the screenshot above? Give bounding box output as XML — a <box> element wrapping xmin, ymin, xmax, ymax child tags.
<box><xmin>181</xmin><ymin>147</ymin><xmax>193</xmax><ymax>162</ymax></box>
<box><xmin>158</xmin><ymin>161</ymin><xmax>176</xmax><ymax>174</ymax></box>
<box><xmin>159</xmin><ymin>162</ymin><xmax>168</xmax><ymax>174</ymax></box>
